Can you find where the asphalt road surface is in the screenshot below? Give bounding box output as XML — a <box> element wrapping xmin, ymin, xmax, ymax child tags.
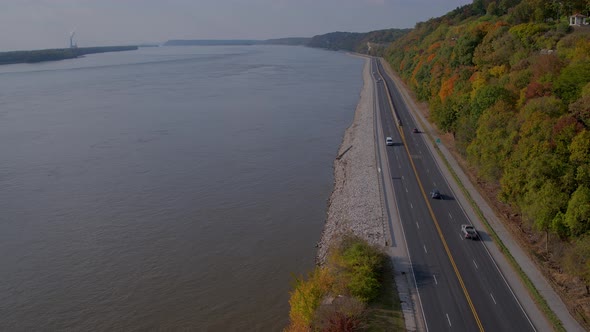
<box><xmin>371</xmin><ymin>58</ymin><xmax>537</xmax><ymax>332</ymax></box>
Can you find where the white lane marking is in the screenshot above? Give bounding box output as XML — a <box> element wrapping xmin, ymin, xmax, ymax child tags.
<box><xmin>405</xmin><ymin>186</ymin><xmax>408</xmax><ymax>192</ymax></box>
<box><xmin>433</xmin><ymin>274</ymin><xmax>438</xmax><ymax>285</ymax></box>
<box><xmin>490</xmin><ymin>293</ymin><xmax>497</xmax><ymax>304</ymax></box>
<box><xmin>433</xmin><ymin>181</ymin><xmax>437</xmax><ymax>187</ymax></box>
<box><xmin>378</xmin><ymin>167</ymin><xmax>381</xmax><ymax>173</ymax></box>
<box><xmin>460</xmin><ymin>234</ymin><xmax>464</xmax><ymax>240</ymax></box>
<box><xmin>446</xmin><ymin>313</ymin><xmax>452</xmax><ymax>327</ymax></box>
<box><xmin>448</xmin><ymin>212</ymin><xmax>453</xmax><ymax>219</ymax></box>
<box><xmin>423</xmin><ymin>245</ymin><xmax>427</xmax><ymax>253</ymax></box>
<box><xmin>416</xmin><ymin>222</ymin><xmax>419</xmax><ymax>229</ymax></box>
<box><xmin>473</xmin><ymin>260</ymin><xmax>479</xmax><ymax>269</ymax></box>
<box><xmin>419</xmin><ymin>150</ymin><xmax>422</xmax><ymax>154</ymax></box>
<box><xmin>395</xmin><ymin>153</ymin><xmax>399</xmax><ymax>160</ymax></box>
<box><xmin>426</xmin><ymin>169</ymin><xmax>429</xmax><ymax>173</ymax></box>
<box><xmin>410</xmin><ymin>203</ymin><xmax>413</xmax><ymax>209</ymax></box>
<box><xmin>401</xmin><ymin>175</ymin><xmax>404</xmax><ymax>180</ymax></box>
<box><xmin>399</xmin><ymin>163</ymin><xmax>402</xmax><ymax>169</ymax></box>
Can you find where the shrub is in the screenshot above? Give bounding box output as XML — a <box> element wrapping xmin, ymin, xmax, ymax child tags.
<box><xmin>288</xmin><ymin>268</ymin><xmax>333</xmax><ymax>330</ymax></box>
<box><xmin>286</xmin><ymin>236</ymin><xmax>386</xmax><ymax>330</ymax></box>
<box><xmin>314</xmin><ymin>296</ymin><xmax>365</xmax><ymax>332</ymax></box>
<box><xmin>331</xmin><ymin>236</ymin><xmax>385</xmax><ymax>303</ymax></box>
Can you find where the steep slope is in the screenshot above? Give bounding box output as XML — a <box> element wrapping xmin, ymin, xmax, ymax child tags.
<box><xmin>384</xmin><ymin>0</ymin><xmax>590</xmax><ymax>327</ymax></box>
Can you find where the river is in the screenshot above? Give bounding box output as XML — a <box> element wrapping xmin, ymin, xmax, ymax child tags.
<box><xmin>0</xmin><ymin>45</ymin><xmax>364</xmax><ymax>331</ymax></box>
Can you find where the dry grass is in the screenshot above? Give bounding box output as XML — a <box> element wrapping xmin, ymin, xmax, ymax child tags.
<box><xmin>362</xmin><ymin>261</ymin><xmax>405</xmax><ymax>331</ymax></box>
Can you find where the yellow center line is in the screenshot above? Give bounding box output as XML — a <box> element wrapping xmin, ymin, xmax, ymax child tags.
<box><xmin>374</xmin><ymin>58</ymin><xmax>485</xmax><ymax>332</ymax></box>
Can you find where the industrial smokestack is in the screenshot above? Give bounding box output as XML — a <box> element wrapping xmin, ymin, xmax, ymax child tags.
<box><xmin>69</xmin><ymin>31</ymin><xmax>77</xmax><ymax>48</ymax></box>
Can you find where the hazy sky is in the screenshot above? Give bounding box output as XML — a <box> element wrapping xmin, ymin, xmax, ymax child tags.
<box><xmin>1</xmin><ymin>0</ymin><xmax>472</xmax><ymax>51</ymax></box>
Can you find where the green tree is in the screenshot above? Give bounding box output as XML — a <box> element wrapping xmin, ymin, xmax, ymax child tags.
<box><xmin>453</xmin><ymin>112</ymin><xmax>478</xmax><ymax>154</ymax></box>
<box><xmin>553</xmin><ymin>115</ymin><xmax>584</xmax><ymax>159</ymax></box>
<box><xmin>432</xmin><ymin>94</ymin><xmax>469</xmax><ymax>135</ymax></box>
<box><xmin>565</xmin><ymin>185</ymin><xmax>590</xmax><ymax>236</ymax></box>
<box><xmin>487</xmin><ymin>1</ymin><xmax>499</xmax><ymax>15</ymax></box>
<box><xmin>474</xmin><ymin>26</ymin><xmax>517</xmax><ymax>69</ymax></box>
<box><xmin>570</xmin><ymin>130</ymin><xmax>590</xmax><ymax>165</ymax></box>
<box><xmin>500</xmin><ymin>112</ymin><xmax>553</xmax><ymax>203</ymax></box>
<box><xmin>338</xmin><ymin>240</ymin><xmax>384</xmax><ymax>303</ymax></box>
<box><xmin>473</xmin><ymin>0</ymin><xmax>487</xmax><ymax>15</ymax></box>
<box><xmin>470</xmin><ymin>84</ymin><xmax>513</xmax><ymax>120</ymax></box>
<box><xmin>498</xmin><ymin>0</ymin><xmax>521</xmax><ymax>14</ymax></box>
<box><xmin>451</xmin><ymin>33</ymin><xmax>482</xmax><ymax>67</ymax></box>
<box><xmin>509</xmin><ymin>0</ymin><xmax>534</xmax><ymax>23</ymax></box>
<box><xmin>570</xmin><ymin>130</ymin><xmax>590</xmax><ymax>186</ymax></box>
<box><xmin>552</xmin><ymin>211</ymin><xmax>569</xmax><ymax>239</ymax></box>
<box><xmin>554</xmin><ymin>60</ymin><xmax>590</xmax><ymax>104</ymax></box>
<box><xmin>520</xmin><ymin>95</ymin><xmax>566</xmax><ymax>119</ymax></box>
<box><xmin>523</xmin><ymin>180</ymin><xmax>569</xmax><ymax>250</ymax></box>
<box><xmin>467</xmin><ymin>101</ymin><xmax>518</xmax><ymax>180</ymax></box>
<box><xmin>509</xmin><ymin>23</ymin><xmax>550</xmax><ymax>49</ymax></box>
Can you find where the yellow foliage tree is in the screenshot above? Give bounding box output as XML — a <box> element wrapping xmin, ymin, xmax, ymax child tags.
<box><xmin>490</xmin><ymin>65</ymin><xmax>508</xmax><ymax>77</ymax></box>
<box><xmin>470</xmin><ymin>71</ymin><xmax>487</xmax><ymax>99</ymax></box>
<box><xmin>287</xmin><ymin>268</ymin><xmax>334</xmax><ymax>331</ymax></box>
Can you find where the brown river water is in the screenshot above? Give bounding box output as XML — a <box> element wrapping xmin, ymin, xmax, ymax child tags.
<box><xmin>0</xmin><ymin>45</ymin><xmax>363</xmax><ymax>330</ymax></box>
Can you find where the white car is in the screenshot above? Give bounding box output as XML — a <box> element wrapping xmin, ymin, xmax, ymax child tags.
<box><xmin>386</xmin><ymin>137</ymin><xmax>393</xmax><ymax>146</ymax></box>
<box><xmin>461</xmin><ymin>224</ymin><xmax>478</xmax><ymax>240</ymax></box>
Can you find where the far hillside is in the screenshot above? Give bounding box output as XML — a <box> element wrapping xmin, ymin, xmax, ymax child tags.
<box><xmin>163</xmin><ymin>38</ymin><xmax>311</xmax><ymax>47</ymax></box>
<box><xmin>307</xmin><ymin>28</ymin><xmax>411</xmax><ymax>55</ymax></box>
<box><xmin>162</xmin><ymin>30</ymin><xmax>409</xmax><ymax>54</ymax></box>
<box><xmin>384</xmin><ymin>0</ymin><xmax>590</xmax><ymax>327</ymax></box>
<box><xmin>0</xmin><ymin>46</ymin><xmax>138</xmax><ymax>65</ymax></box>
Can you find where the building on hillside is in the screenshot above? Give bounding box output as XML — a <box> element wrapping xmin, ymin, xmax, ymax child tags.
<box><xmin>569</xmin><ymin>13</ymin><xmax>588</xmax><ymax>26</ymax></box>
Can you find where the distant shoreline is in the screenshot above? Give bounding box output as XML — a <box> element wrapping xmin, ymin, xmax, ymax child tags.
<box><xmin>0</xmin><ymin>46</ymin><xmax>138</xmax><ymax>65</ymax></box>
<box><xmin>163</xmin><ymin>38</ymin><xmax>310</xmax><ymax>46</ymax></box>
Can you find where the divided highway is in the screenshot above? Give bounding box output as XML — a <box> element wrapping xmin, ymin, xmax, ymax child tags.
<box><xmin>371</xmin><ymin>58</ymin><xmax>536</xmax><ymax>332</ymax></box>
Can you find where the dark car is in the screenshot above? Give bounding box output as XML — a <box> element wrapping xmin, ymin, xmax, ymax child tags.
<box><xmin>412</xmin><ymin>128</ymin><xmax>419</xmax><ymax>133</ymax></box>
<box><xmin>461</xmin><ymin>224</ymin><xmax>479</xmax><ymax>240</ymax></box>
<box><xmin>430</xmin><ymin>189</ymin><xmax>441</xmax><ymax>199</ymax></box>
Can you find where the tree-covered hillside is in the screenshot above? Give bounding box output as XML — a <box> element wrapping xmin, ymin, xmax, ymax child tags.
<box><xmin>308</xmin><ymin>28</ymin><xmax>411</xmax><ymax>55</ymax></box>
<box><xmin>385</xmin><ymin>0</ymin><xmax>590</xmax><ymax>324</ymax></box>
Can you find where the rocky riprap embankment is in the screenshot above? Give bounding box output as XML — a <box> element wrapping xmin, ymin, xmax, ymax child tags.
<box><xmin>316</xmin><ymin>58</ymin><xmax>386</xmax><ymax>265</ymax></box>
